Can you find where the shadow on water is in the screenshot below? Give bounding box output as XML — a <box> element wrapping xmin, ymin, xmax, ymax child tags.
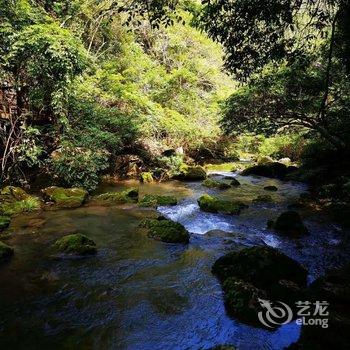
<box><xmin>0</xmin><ymin>173</ymin><xmax>349</xmax><ymax>349</ymax></box>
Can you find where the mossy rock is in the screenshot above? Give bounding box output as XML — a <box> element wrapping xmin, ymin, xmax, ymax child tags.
<box><xmin>53</xmin><ymin>234</ymin><xmax>97</xmax><ymax>255</ymax></box>
<box><xmin>268</xmin><ymin>211</ymin><xmax>308</xmax><ymax>236</ymax></box>
<box><xmin>202</xmin><ymin>179</ymin><xmax>231</xmax><ymax>190</ymax></box>
<box><xmin>212</xmin><ymin>246</ymin><xmax>307</xmax><ymax>326</ymax></box>
<box><xmin>0</xmin><ymin>186</ymin><xmax>29</xmax><ymax>200</ymax></box>
<box><xmin>222</xmin><ymin>277</ymin><xmax>267</xmax><ymax>324</ymax></box>
<box><xmin>257</xmin><ymin>155</ymin><xmax>274</xmax><ymax>165</ymax></box>
<box><xmin>241</xmin><ymin>162</ymin><xmax>292</xmax><ymax>180</ymax></box>
<box><xmin>138</xmin><ymin>194</ymin><xmax>177</xmax><ymax>207</ymax></box>
<box><xmin>93</xmin><ymin>188</ymin><xmax>139</xmax><ymax>205</ymax></box>
<box><xmin>42</xmin><ymin>186</ymin><xmax>88</xmax><ymax>209</ymax></box>
<box><xmin>139</xmin><ymin>218</ymin><xmax>190</xmax><ymax>243</ymax></box>
<box><xmin>140</xmin><ymin>172</ymin><xmax>154</xmax><ymax>183</ymax></box>
<box><xmin>0</xmin><ymin>186</ymin><xmax>41</xmax><ymax>216</ymax></box>
<box><xmin>198</xmin><ymin>194</ymin><xmax>247</xmax><ymax>215</ymax></box>
<box><xmin>177</xmin><ymin>164</ymin><xmax>207</xmax><ymax>181</ymax></box>
<box><xmin>253</xmin><ymin>195</ymin><xmax>274</xmax><ymax>203</ymax></box>
<box><xmin>212</xmin><ymin>246</ymin><xmax>307</xmax><ymax>289</ymax></box>
<box><xmin>0</xmin><ymin>241</ymin><xmax>14</xmax><ymax>262</ymax></box>
<box><xmin>230</xmin><ymin>178</ymin><xmax>241</xmax><ymax>187</ymax></box>
<box><xmin>264</xmin><ymin>185</ymin><xmax>278</xmax><ymax>191</ymax></box>
<box><xmin>0</xmin><ymin>216</ymin><xmax>11</xmax><ymax>231</ymax></box>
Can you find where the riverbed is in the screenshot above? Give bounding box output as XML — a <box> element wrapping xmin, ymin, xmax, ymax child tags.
<box><xmin>1</xmin><ymin>171</ymin><xmax>349</xmax><ymax>349</ymax></box>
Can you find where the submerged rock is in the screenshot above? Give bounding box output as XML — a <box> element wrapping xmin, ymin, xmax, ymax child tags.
<box><xmin>138</xmin><ymin>194</ymin><xmax>178</xmax><ymax>207</ymax></box>
<box><xmin>212</xmin><ymin>246</ymin><xmax>307</xmax><ymax>326</ymax></box>
<box><xmin>93</xmin><ymin>188</ymin><xmax>139</xmax><ymax>205</ymax></box>
<box><xmin>42</xmin><ymin>186</ymin><xmax>88</xmax><ymax>209</ymax></box>
<box><xmin>139</xmin><ymin>218</ymin><xmax>190</xmax><ymax>243</ymax></box>
<box><xmin>268</xmin><ymin>211</ymin><xmax>308</xmax><ymax>236</ymax></box>
<box><xmin>241</xmin><ymin>162</ymin><xmax>295</xmax><ymax>180</ymax></box>
<box><xmin>0</xmin><ymin>186</ymin><xmax>41</xmax><ymax>216</ymax></box>
<box><xmin>264</xmin><ymin>185</ymin><xmax>278</xmax><ymax>191</ymax></box>
<box><xmin>177</xmin><ymin>164</ymin><xmax>207</xmax><ymax>181</ymax></box>
<box><xmin>198</xmin><ymin>194</ymin><xmax>247</xmax><ymax>215</ymax></box>
<box><xmin>202</xmin><ymin>179</ymin><xmax>231</xmax><ymax>190</ymax></box>
<box><xmin>140</xmin><ymin>172</ymin><xmax>154</xmax><ymax>183</ymax></box>
<box><xmin>0</xmin><ymin>216</ymin><xmax>11</xmax><ymax>230</ymax></box>
<box><xmin>0</xmin><ymin>241</ymin><xmax>14</xmax><ymax>262</ymax></box>
<box><xmin>253</xmin><ymin>195</ymin><xmax>274</xmax><ymax>203</ymax></box>
<box><xmin>54</xmin><ymin>234</ymin><xmax>97</xmax><ymax>255</ymax></box>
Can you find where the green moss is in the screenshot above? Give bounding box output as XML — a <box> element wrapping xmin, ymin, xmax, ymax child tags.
<box><xmin>54</xmin><ymin>234</ymin><xmax>97</xmax><ymax>255</ymax></box>
<box><xmin>205</xmin><ymin>163</ymin><xmax>239</xmax><ymax>172</ymax></box>
<box><xmin>269</xmin><ymin>210</ymin><xmax>308</xmax><ymax>236</ymax></box>
<box><xmin>0</xmin><ymin>187</ymin><xmax>41</xmax><ymax>216</ymax></box>
<box><xmin>198</xmin><ymin>194</ymin><xmax>247</xmax><ymax>215</ymax></box>
<box><xmin>138</xmin><ymin>194</ymin><xmax>177</xmax><ymax>207</ymax></box>
<box><xmin>139</xmin><ymin>218</ymin><xmax>189</xmax><ymax>243</ymax></box>
<box><xmin>202</xmin><ymin>179</ymin><xmax>231</xmax><ymax>189</ymax></box>
<box><xmin>0</xmin><ymin>216</ymin><xmax>11</xmax><ymax>231</ymax></box>
<box><xmin>42</xmin><ymin>187</ymin><xmax>88</xmax><ymax>208</ymax></box>
<box><xmin>253</xmin><ymin>195</ymin><xmax>274</xmax><ymax>203</ymax></box>
<box><xmin>140</xmin><ymin>172</ymin><xmax>154</xmax><ymax>183</ymax></box>
<box><xmin>0</xmin><ymin>241</ymin><xmax>14</xmax><ymax>262</ymax></box>
<box><xmin>0</xmin><ymin>186</ymin><xmax>29</xmax><ymax>200</ymax></box>
<box><xmin>177</xmin><ymin>164</ymin><xmax>207</xmax><ymax>181</ymax></box>
<box><xmin>94</xmin><ymin>188</ymin><xmax>139</xmax><ymax>205</ymax></box>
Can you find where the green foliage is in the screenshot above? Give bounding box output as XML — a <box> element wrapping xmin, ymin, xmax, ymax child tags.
<box><xmin>49</xmin><ymin>145</ymin><xmax>109</xmax><ymax>191</ymax></box>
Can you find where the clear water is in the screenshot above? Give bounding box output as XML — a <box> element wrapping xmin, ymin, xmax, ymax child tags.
<box><xmin>0</xmin><ymin>172</ymin><xmax>349</xmax><ymax>350</ymax></box>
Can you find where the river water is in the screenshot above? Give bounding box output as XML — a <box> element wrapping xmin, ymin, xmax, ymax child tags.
<box><xmin>0</xmin><ymin>171</ymin><xmax>349</xmax><ymax>349</ymax></box>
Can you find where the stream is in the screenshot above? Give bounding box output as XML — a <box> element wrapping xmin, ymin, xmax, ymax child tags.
<box><xmin>1</xmin><ymin>171</ymin><xmax>350</xmax><ymax>350</ymax></box>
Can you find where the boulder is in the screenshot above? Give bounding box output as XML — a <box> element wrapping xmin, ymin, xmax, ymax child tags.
<box><xmin>241</xmin><ymin>162</ymin><xmax>292</xmax><ymax>180</ymax></box>
<box><xmin>212</xmin><ymin>246</ymin><xmax>307</xmax><ymax>326</ymax></box>
<box><xmin>253</xmin><ymin>195</ymin><xmax>274</xmax><ymax>203</ymax></box>
<box><xmin>139</xmin><ymin>218</ymin><xmax>190</xmax><ymax>243</ymax></box>
<box><xmin>257</xmin><ymin>156</ymin><xmax>274</xmax><ymax>165</ymax></box>
<box><xmin>138</xmin><ymin>194</ymin><xmax>178</xmax><ymax>207</ymax></box>
<box><xmin>0</xmin><ymin>186</ymin><xmax>41</xmax><ymax>216</ymax></box>
<box><xmin>268</xmin><ymin>211</ymin><xmax>308</xmax><ymax>236</ymax></box>
<box><xmin>202</xmin><ymin>179</ymin><xmax>231</xmax><ymax>190</ymax></box>
<box><xmin>0</xmin><ymin>216</ymin><xmax>11</xmax><ymax>231</ymax></box>
<box><xmin>198</xmin><ymin>194</ymin><xmax>247</xmax><ymax>215</ymax></box>
<box><xmin>264</xmin><ymin>185</ymin><xmax>278</xmax><ymax>191</ymax></box>
<box><xmin>140</xmin><ymin>172</ymin><xmax>154</xmax><ymax>183</ymax></box>
<box><xmin>222</xmin><ymin>277</ymin><xmax>267</xmax><ymax>323</ymax></box>
<box><xmin>92</xmin><ymin>188</ymin><xmax>139</xmax><ymax>205</ymax></box>
<box><xmin>177</xmin><ymin>164</ymin><xmax>207</xmax><ymax>181</ymax></box>
<box><xmin>0</xmin><ymin>241</ymin><xmax>14</xmax><ymax>262</ymax></box>
<box><xmin>42</xmin><ymin>187</ymin><xmax>88</xmax><ymax>209</ymax></box>
<box><xmin>279</xmin><ymin>157</ymin><xmax>292</xmax><ymax>165</ymax></box>
<box><xmin>230</xmin><ymin>178</ymin><xmax>241</xmax><ymax>187</ymax></box>
<box><xmin>114</xmin><ymin>154</ymin><xmax>144</xmax><ymax>178</ymax></box>
<box><xmin>53</xmin><ymin>234</ymin><xmax>97</xmax><ymax>255</ymax></box>
<box><xmin>212</xmin><ymin>246</ymin><xmax>307</xmax><ymax>289</ymax></box>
